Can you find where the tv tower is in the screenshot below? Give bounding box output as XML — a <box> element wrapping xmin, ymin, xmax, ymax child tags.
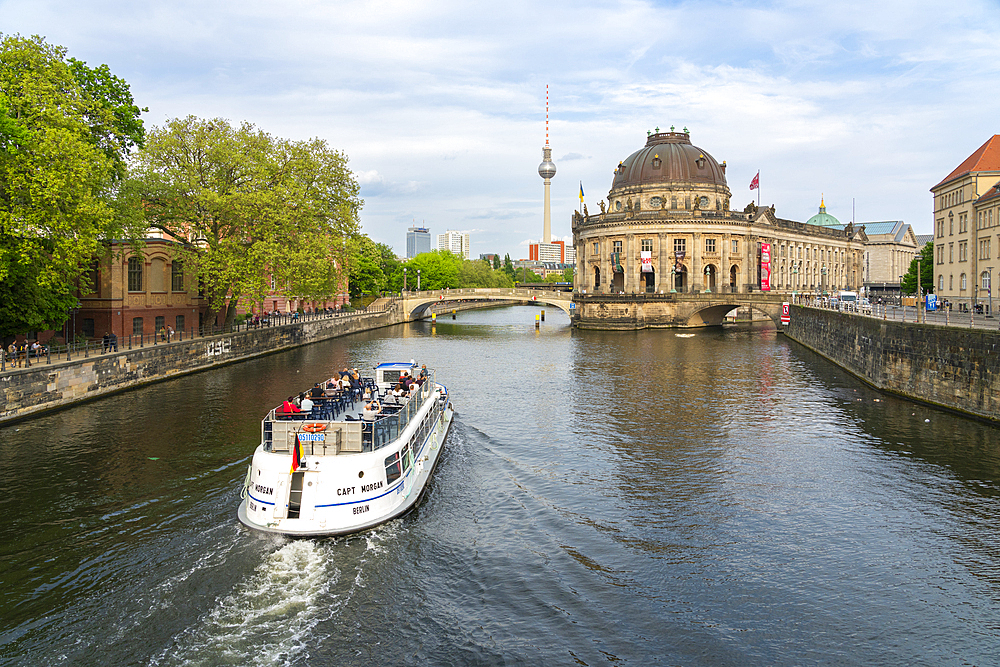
<box><xmin>537</xmin><ymin>85</ymin><xmax>556</xmax><ymax>244</ymax></box>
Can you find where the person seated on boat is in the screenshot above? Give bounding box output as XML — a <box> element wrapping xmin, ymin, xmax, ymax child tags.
<box><xmin>361</xmin><ymin>399</ymin><xmax>381</xmax><ymax>421</ymax></box>
<box><xmin>389</xmin><ymin>385</ymin><xmax>404</xmax><ymax>403</ymax></box>
<box><xmin>419</xmin><ymin>364</ymin><xmax>428</xmax><ymax>380</ymax></box>
<box><xmin>282</xmin><ymin>396</ymin><xmax>301</xmax><ymax>414</ymax></box>
<box><xmin>325</xmin><ymin>378</ymin><xmax>339</xmax><ymax>396</ymax></box>
<box><xmin>310</xmin><ymin>383</ymin><xmax>324</xmax><ymax>399</ymax></box>
<box><xmin>291</xmin><ymin>393</ymin><xmax>302</xmax><ymax>408</ymax></box>
<box><xmin>300</xmin><ymin>393</ymin><xmax>314</xmax><ymax>413</ymax></box>
<box><xmin>340</xmin><ymin>375</ymin><xmax>352</xmax><ymax>392</ymax></box>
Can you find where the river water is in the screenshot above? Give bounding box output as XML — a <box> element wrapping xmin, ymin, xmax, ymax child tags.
<box><xmin>1</xmin><ymin>306</ymin><xmax>999</xmax><ymax>666</ymax></box>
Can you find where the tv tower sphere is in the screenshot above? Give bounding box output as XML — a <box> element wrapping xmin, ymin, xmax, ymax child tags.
<box><xmin>538</xmin><ymin>148</ymin><xmax>556</xmax><ymax>179</ymax></box>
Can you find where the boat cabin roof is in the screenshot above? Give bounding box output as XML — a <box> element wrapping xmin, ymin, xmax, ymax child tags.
<box><xmin>374</xmin><ymin>362</ymin><xmax>417</xmax><ymax>370</ymax></box>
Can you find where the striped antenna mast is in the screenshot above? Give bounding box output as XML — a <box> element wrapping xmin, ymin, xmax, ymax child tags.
<box><xmin>546</xmin><ymin>84</ymin><xmax>550</xmax><ymax>146</ymax></box>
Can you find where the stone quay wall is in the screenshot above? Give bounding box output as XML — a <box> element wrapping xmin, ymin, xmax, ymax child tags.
<box><xmin>783</xmin><ymin>306</ymin><xmax>1000</xmax><ymax>423</ymax></box>
<box><xmin>0</xmin><ymin>308</ymin><xmax>405</xmax><ymax>425</ymax></box>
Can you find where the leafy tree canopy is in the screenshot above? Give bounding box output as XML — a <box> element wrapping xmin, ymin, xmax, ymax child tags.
<box><xmin>901</xmin><ymin>242</ymin><xmax>934</xmax><ymax>295</ymax></box>
<box><xmin>132</xmin><ymin>116</ymin><xmax>362</xmax><ymax>325</ymax></box>
<box><xmin>0</xmin><ymin>34</ymin><xmax>146</xmax><ymax>336</ymax></box>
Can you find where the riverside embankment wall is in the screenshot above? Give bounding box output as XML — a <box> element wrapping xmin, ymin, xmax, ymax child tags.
<box><xmin>784</xmin><ymin>306</ymin><xmax>1000</xmax><ymax>423</ymax></box>
<box><xmin>0</xmin><ymin>308</ymin><xmax>405</xmax><ymax>424</ymax></box>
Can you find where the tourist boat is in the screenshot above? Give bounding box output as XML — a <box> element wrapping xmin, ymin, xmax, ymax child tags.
<box><xmin>237</xmin><ymin>362</ymin><xmax>454</xmax><ymax>537</ymax></box>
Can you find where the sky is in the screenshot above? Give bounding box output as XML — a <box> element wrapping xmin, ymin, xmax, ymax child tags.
<box><xmin>4</xmin><ymin>0</ymin><xmax>1000</xmax><ymax>259</ymax></box>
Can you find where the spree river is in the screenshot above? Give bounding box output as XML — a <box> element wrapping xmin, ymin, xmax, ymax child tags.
<box><xmin>1</xmin><ymin>306</ymin><xmax>999</xmax><ymax>666</ymax></box>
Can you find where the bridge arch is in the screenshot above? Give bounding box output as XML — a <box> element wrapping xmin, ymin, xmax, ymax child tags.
<box><xmin>680</xmin><ymin>301</ymin><xmax>783</xmax><ymax>328</ymax></box>
<box><xmin>400</xmin><ymin>288</ymin><xmax>573</xmax><ymax>320</ymax></box>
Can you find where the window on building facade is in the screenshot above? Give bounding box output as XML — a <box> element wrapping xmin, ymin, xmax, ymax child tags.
<box><xmin>949</xmin><ymin>243</ymin><xmax>954</xmax><ymax>263</ymax></box>
<box><xmin>155</xmin><ymin>316</ymin><xmax>165</xmax><ymax>333</ymax></box>
<box><xmin>176</xmin><ymin>315</ymin><xmax>185</xmax><ymax>332</ymax></box>
<box><xmin>133</xmin><ymin>317</ymin><xmax>143</xmax><ymax>335</ymax></box>
<box><xmin>981</xmin><ymin>239</ymin><xmax>992</xmax><ymax>260</ymax></box>
<box><xmin>960</xmin><ymin>215</ymin><xmax>967</xmax><ymax>233</ymax></box>
<box><xmin>705</xmin><ymin>238</ymin><xmax>716</xmax><ymax>253</ymax></box>
<box><xmin>641</xmin><ymin>239</ymin><xmax>653</xmax><ymax>252</ymax></box>
<box><xmin>983</xmin><ymin>271</ymin><xmax>992</xmax><ymax>291</ymax></box>
<box><xmin>732</xmin><ymin>239</ymin><xmax>739</xmax><ymax>254</ymax></box>
<box><xmin>959</xmin><ymin>242</ymin><xmax>967</xmax><ymax>262</ymax></box>
<box><xmin>949</xmin><ymin>275</ymin><xmax>954</xmax><ymax>290</ymax></box>
<box><xmin>937</xmin><ymin>246</ymin><xmax>944</xmax><ymax>264</ymax></box>
<box><xmin>961</xmin><ymin>274</ymin><xmax>967</xmax><ymax>290</ymax></box>
<box><xmin>674</xmin><ymin>238</ymin><xmax>686</xmax><ymax>254</ymax></box>
<box><xmin>939</xmin><ymin>275</ymin><xmax>944</xmax><ymax>290</ymax></box>
<box><xmin>171</xmin><ymin>261</ymin><xmax>184</xmax><ymax>291</ymax></box>
<box><xmin>128</xmin><ymin>257</ymin><xmax>143</xmax><ymax>292</ymax></box>
<box><xmin>612</xmin><ymin>240</ymin><xmax>622</xmax><ymax>254</ymax></box>
<box><xmin>593</xmin><ymin>242</ymin><xmax>599</xmax><ymax>255</ymax></box>
<box><xmin>82</xmin><ymin>318</ymin><xmax>95</xmax><ymax>338</ymax></box>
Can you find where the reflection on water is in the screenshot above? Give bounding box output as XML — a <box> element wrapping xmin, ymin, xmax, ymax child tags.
<box><xmin>1</xmin><ymin>306</ymin><xmax>999</xmax><ymax>666</ymax></box>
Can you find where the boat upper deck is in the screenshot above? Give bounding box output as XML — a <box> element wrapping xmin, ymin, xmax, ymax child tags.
<box><xmin>262</xmin><ymin>364</ymin><xmax>442</xmax><ymax>457</ymax></box>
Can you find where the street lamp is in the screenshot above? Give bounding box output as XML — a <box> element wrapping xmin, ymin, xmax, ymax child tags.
<box><xmin>704</xmin><ymin>265</ymin><xmax>711</xmax><ymax>293</ymax></box>
<box><xmin>821</xmin><ymin>266</ymin><xmax>827</xmax><ymax>296</ymax></box>
<box><xmin>417</xmin><ymin>269</ymin><xmax>421</xmax><ymax>291</ymax></box>
<box><xmin>670</xmin><ymin>267</ymin><xmax>677</xmax><ymax>293</ymax></box>
<box><xmin>403</xmin><ymin>267</ymin><xmax>408</xmax><ymax>292</ymax></box>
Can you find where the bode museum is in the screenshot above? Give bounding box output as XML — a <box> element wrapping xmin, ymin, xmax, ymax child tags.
<box><xmin>571</xmin><ymin>128</ymin><xmax>868</xmax><ymax>326</ymax></box>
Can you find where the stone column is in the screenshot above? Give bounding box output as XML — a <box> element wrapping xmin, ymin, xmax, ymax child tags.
<box><xmin>659</xmin><ymin>232</ymin><xmax>669</xmax><ymax>292</ymax></box>
<box><xmin>626</xmin><ymin>233</ymin><xmax>637</xmax><ymax>293</ymax></box>
<box><xmin>721</xmin><ymin>233</ymin><xmax>730</xmax><ymax>293</ymax></box>
<box><xmin>600</xmin><ymin>238</ymin><xmax>610</xmax><ymax>294</ymax></box>
<box><xmin>692</xmin><ymin>232</ymin><xmax>702</xmax><ymax>292</ymax></box>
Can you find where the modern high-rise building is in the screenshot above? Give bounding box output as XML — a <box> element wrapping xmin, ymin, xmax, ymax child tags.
<box><xmin>406</xmin><ymin>226</ymin><xmax>431</xmax><ymax>258</ymax></box>
<box><xmin>437</xmin><ymin>230</ymin><xmax>470</xmax><ymax>259</ymax></box>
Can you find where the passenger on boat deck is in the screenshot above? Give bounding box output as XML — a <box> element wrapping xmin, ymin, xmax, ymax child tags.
<box><xmin>310</xmin><ymin>383</ymin><xmax>324</xmax><ymax>398</ymax></box>
<box><xmin>325</xmin><ymin>379</ymin><xmax>338</xmax><ymax>395</ymax></box>
<box><xmin>282</xmin><ymin>396</ymin><xmax>301</xmax><ymax>413</ymax></box>
<box><xmin>419</xmin><ymin>364</ymin><xmax>428</xmax><ymax>379</ymax></box>
<box><xmin>291</xmin><ymin>394</ymin><xmax>302</xmax><ymax>408</ymax></box>
<box><xmin>300</xmin><ymin>393</ymin><xmax>314</xmax><ymax>413</ymax></box>
<box><xmin>339</xmin><ymin>367</ymin><xmax>350</xmax><ymax>379</ymax></box>
<box><xmin>340</xmin><ymin>375</ymin><xmax>351</xmax><ymax>391</ymax></box>
<box><xmin>361</xmin><ymin>400</ymin><xmax>381</xmax><ymax>421</ymax></box>
<box><xmin>390</xmin><ymin>385</ymin><xmax>403</xmax><ymax>403</ymax></box>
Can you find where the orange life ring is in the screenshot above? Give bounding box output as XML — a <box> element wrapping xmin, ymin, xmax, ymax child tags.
<box><xmin>302</xmin><ymin>423</ymin><xmax>327</xmax><ymax>433</ymax></box>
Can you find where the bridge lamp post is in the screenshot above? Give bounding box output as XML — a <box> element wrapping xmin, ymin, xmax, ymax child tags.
<box><xmin>791</xmin><ymin>265</ymin><xmax>798</xmax><ymax>303</ymax></box>
<box><xmin>403</xmin><ymin>267</ymin><xmax>408</xmax><ymax>293</ymax></box>
<box><xmin>670</xmin><ymin>267</ymin><xmax>677</xmax><ymax>293</ymax></box>
<box><xmin>704</xmin><ymin>266</ymin><xmax>711</xmax><ymax>293</ymax></box>
<box><xmin>821</xmin><ymin>266</ymin><xmax>827</xmax><ymax>297</ymax></box>
<box><xmin>417</xmin><ymin>269</ymin><xmax>421</xmax><ymax>291</ymax></box>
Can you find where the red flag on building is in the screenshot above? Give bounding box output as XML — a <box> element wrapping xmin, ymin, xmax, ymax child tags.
<box><xmin>749</xmin><ymin>171</ymin><xmax>760</xmax><ymax>190</ymax></box>
<box><xmin>291</xmin><ymin>433</ymin><xmax>303</xmax><ymax>472</ymax></box>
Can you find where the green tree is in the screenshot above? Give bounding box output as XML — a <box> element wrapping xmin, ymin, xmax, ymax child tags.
<box><xmin>503</xmin><ymin>253</ymin><xmax>515</xmax><ymax>280</ymax></box>
<box><xmin>492</xmin><ymin>254</ymin><xmax>500</xmax><ymax>270</ymax></box>
<box><xmin>403</xmin><ymin>250</ymin><xmax>461</xmax><ymax>290</ymax></box>
<box><xmin>0</xmin><ymin>34</ymin><xmax>146</xmax><ymax>337</ymax></box>
<box><xmin>133</xmin><ymin>116</ymin><xmax>361</xmax><ymax>326</ymax></box>
<box><xmin>901</xmin><ymin>242</ymin><xmax>934</xmax><ymax>295</ymax></box>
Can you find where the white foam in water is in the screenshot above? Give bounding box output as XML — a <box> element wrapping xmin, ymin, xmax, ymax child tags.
<box><xmin>150</xmin><ymin>540</ymin><xmax>337</xmax><ymax>667</ymax></box>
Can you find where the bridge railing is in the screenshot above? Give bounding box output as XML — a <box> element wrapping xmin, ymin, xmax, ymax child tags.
<box><xmin>401</xmin><ymin>288</ymin><xmax>569</xmax><ymax>300</ymax></box>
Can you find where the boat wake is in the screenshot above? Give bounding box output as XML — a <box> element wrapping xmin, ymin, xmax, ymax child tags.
<box><xmin>149</xmin><ymin>525</ymin><xmax>400</xmax><ymax>667</ymax></box>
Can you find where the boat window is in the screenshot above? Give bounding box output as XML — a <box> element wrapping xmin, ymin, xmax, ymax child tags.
<box><xmin>384</xmin><ymin>452</ymin><xmax>401</xmax><ymax>483</ymax></box>
<box><xmin>401</xmin><ymin>447</ymin><xmax>412</xmax><ymax>472</ymax></box>
<box><xmin>382</xmin><ymin>370</ymin><xmax>401</xmax><ymax>384</ymax></box>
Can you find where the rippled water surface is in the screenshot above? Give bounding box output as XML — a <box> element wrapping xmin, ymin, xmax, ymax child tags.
<box><xmin>1</xmin><ymin>306</ymin><xmax>999</xmax><ymax>666</ymax></box>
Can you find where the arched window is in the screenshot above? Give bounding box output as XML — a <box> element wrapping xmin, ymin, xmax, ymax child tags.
<box><xmin>938</xmin><ymin>275</ymin><xmax>944</xmax><ymax>291</ymax></box>
<box><xmin>127</xmin><ymin>257</ymin><xmax>143</xmax><ymax>292</ymax></box>
<box><xmin>961</xmin><ymin>273</ymin><xmax>967</xmax><ymax>291</ymax></box>
<box><xmin>982</xmin><ymin>271</ymin><xmax>991</xmax><ymax>291</ymax></box>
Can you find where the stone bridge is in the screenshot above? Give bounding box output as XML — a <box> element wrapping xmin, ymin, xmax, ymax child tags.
<box><xmin>398</xmin><ymin>288</ymin><xmax>574</xmax><ymax>319</ymax></box>
<box><xmin>573</xmin><ymin>292</ymin><xmax>788</xmax><ymax>329</ymax></box>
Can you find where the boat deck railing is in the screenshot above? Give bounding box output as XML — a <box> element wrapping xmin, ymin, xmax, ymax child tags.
<box><xmin>262</xmin><ymin>371</ymin><xmax>439</xmax><ymax>455</ymax></box>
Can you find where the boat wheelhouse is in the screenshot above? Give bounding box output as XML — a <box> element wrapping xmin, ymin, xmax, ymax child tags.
<box><xmin>237</xmin><ymin>362</ymin><xmax>453</xmax><ymax>536</ymax></box>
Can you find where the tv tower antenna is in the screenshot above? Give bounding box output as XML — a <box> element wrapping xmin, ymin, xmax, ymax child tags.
<box><xmin>538</xmin><ymin>84</ymin><xmax>556</xmax><ymax>244</ymax></box>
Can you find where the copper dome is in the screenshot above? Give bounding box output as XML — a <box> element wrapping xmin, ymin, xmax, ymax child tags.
<box><xmin>611</xmin><ymin>131</ymin><xmax>728</xmax><ymax>191</ymax></box>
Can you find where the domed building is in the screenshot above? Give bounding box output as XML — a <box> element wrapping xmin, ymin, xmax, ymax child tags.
<box><xmin>572</xmin><ymin>128</ymin><xmax>868</xmax><ymax>325</ymax></box>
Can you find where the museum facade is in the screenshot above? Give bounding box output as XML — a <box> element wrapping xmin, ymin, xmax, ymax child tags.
<box><xmin>572</xmin><ymin>129</ymin><xmax>867</xmax><ymax>297</ymax></box>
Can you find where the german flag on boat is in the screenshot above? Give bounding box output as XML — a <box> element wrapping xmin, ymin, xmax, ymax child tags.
<box><xmin>291</xmin><ymin>433</ymin><xmax>303</xmax><ymax>473</ymax></box>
